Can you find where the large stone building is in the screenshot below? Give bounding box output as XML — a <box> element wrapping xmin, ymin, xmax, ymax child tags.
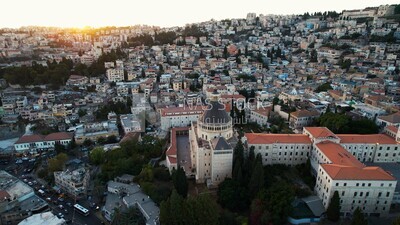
<box><xmin>188</xmin><ymin>91</ymin><xmax>235</xmax><ymax>187</ymax></box>
<box><xmin>242</xmin><ymin>126</ymin><xmax>400</xmax><ymax>217</ymax></box>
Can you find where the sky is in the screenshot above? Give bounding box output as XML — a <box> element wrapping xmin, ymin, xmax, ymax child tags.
<box><xmin>1</xmin><ymin>0</ymin><xmax>399</xmax><ymax>28</ymax></box>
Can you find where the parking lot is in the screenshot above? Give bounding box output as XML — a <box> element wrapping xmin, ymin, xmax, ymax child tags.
<box><xmin>1</xmin><ymin>153</ymin><xmax>104</xmax><ymax>225</ymax></box>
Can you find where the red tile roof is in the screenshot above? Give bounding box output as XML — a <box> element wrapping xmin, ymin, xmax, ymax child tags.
<box><xmin>15</xmin><ymin>134</ymin><xmax>45</xmax><ymax>144</ymax></box>
<box><xmin>337</xmin><ymin>134</ymin><xmax>397</xmax><ymax>145</ymax></box>
<box><xmin>15</xmin><ymin>132</ymin><xmax>73</xmax><ymax>144</ymax></box>
<box><xmin>304</xmin><ymin>127</ymin><xmax>338</xmax><ymax>139</ymax></box>
<box><xmin>316</xmin><ymin>141</ymin><xmax>364</xmax><ymax>168</ymax></box>
<box><xmin>321</xmin><ymin>164</ymin><xmax>396</xmax><ymax>181</ymax></box>
<box><xmin>245</xmin><ymin>133</ymin><xmax>312</xmax><ymax>144</ymax></box>
<box><xmin>44</xmin><ymin>132</ymin><xmax>74</xmax><ymax>141</ymax></box>
<box><xmin>385</xmin><ymin>125</ymin><xmax>398</xmax><ymax>134</ymax></box>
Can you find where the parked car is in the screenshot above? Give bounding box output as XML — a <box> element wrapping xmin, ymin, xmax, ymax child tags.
<box><xmin>15</xmin><ymin>159</ymin><xmax>23</xmax><ymax>164</ymax></box>
<box><xmin>58</xmin><ymin>205</ymin><xmax>64</xmax><ymax>210</ymax></box>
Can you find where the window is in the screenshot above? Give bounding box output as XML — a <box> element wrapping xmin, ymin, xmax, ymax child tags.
<box><xmin>344</xmin><ymin>183</ymin><xmax>347</xmax><ymax>186</ymax></box>
<box><xmin>387</xmin><ymin>192</ymin><xmax>390</xmax><ymax>197</ymax></box>
<box><xmin>354</xmin><ymin>192</ymin><xmax>357</xmax><ymax>197</ymax></box>
<box><xmin>356</xmin><ymin>183</ymin><xmax>359</xmax><ymax>187</ymax></box>
<box><xmin>342</xmin><ymin>191</ymin><xmax>345</xmax><ymax>196</ymax></box>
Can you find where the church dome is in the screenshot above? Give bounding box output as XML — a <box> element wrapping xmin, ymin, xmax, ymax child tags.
<box><xmin>200</xmin><ymin>101</ymin><xmax>231</xmax><ymax>124</ymax></box>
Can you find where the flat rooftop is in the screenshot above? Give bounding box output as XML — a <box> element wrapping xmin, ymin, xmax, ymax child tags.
<box><xmin>176</xmin><ymin>135</ymin><xmax>192</xmax><ymax>173</ymax></box>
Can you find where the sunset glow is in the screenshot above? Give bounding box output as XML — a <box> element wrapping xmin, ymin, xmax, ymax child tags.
<box><xmin>2</xmin><ymin>0</ymin><xmax>399</xmax><ymax>28</ymax></box>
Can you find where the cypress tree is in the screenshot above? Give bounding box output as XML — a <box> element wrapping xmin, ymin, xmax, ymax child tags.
<box><xmin>327</xmin><ymin>191</ymin><xmax>341</xmax><ymax>221</ymax></box>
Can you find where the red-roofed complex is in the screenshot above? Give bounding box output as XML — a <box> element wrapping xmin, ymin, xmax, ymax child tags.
<box><xmin>14</xmin><ymin>132</ymin><xmax>74</xmax><ymax>153</ymax></box>
<box><xmin>242</xmin><ymin>126</ymin><xmax>400</xmax><ymax>217</ymax></box>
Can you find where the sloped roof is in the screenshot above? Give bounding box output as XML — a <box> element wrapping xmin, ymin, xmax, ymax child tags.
<box><xmin>15</xmin><ymin>132</ymin><xmax>73</xmax><ymax>144</ymax></box>
<box><xmin>378</xmin><ymin>112</ymin><xmax>400</xmax><ymax>124</ymax></box>
<box><xmin>304</xmin><ymin>127</ymin><xmax>338</xmax><ymax>139</ymax></box>
<box><xmin>245</xmin><ymin>133</ymin><xmax>312</xmax><ymax>144</ymax></box>
<box><xmin>302</xmin><ymin>196</ymin><xmax>325</xmax><ymax>217</ymax></box>
<box><xmin>337</xmin><ymin>134</ymin><xmax>397</xmax><ymax>144</ymax></box>
<box><xmin>321</xmin><ymin>164</ymin><xmax>396</xmax><ymax>181</ymax></box>
<box><xmin>201</xmin><ymin>101</ymin><xmax>231</xmax><ymax>124</ymax></box>
<box><xmin>316</xmin><ymin>141</ymin><xmax>364</xmax><ymax>168</ymax></box>
<box><xmin>211</xmin><ymin>137</ymin><xmax>232</xmax><ymax>150</ymax></box>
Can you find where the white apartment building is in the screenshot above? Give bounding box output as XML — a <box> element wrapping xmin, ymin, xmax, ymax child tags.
<box><xmin>289</xmin><ymin>110</ymin><xmax>320</xmax><ymax>130</ymax></box>
<box><xmin>106</xmin><ymin>68</ymin><xmax>124</xmax><ymax>82</ymax></box>
<box><xmin>120</xmin><ymin>114</ymin><xmax>142</xmax><ymax>134</ymax></box>
<box><xmin>54</xmin><ymin>167</ymin><xmax>90</xmax><ymax>199</ymax></box>
<box><xmin>313</xmin><ymin>141</ymin><xmax>396</xmax><ymax>217</ymax></box>
<box><xmin>249</xmin><ymin>108</ymin><xmax>271</xmax><ymax>126</ymax></box>
<box><xmin>14</xmin><ymin>132</ymin><xmax>73</xmax><ymax>153</ymax></box>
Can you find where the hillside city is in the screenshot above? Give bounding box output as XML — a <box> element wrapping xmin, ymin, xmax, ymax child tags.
<box><xmin>0</xmin><ymin>3</ymin><xmax>400</xmax><ymax>225</ymax></box>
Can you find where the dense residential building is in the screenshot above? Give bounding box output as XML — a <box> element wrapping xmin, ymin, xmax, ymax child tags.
<box><xmin>54</xmin><ymin>165</ymin><xmax>90</xmax><ymax>199</ymax></box>
<box><xmin>74</xmin><ymin>120</ymin><xmax>119</xmax><ymax>144</ymax></box>
<box><xmin>0</xmin><ymin>171</ymin><xmax>48</xmax><ymax>224</ymax></box>
<box><xmin>18</xmin><ymin>212</ymin><xmax>65</xmax><ymax>225</ymax></box>
<box><xmin>103</xmin><ymin>178</ymin><xmax>159</xmax><ymax>225</ymax></box>
<box><xmin>106</xmin><ymin>68</ymin><xmax>124</xmax><ymax>82</ymax></box>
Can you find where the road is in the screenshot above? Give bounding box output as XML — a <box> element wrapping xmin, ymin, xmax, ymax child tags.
<box><xmin>0</xmin><ymin>154</ymin><xmax>105</xmax><ymax>225</ymax></box>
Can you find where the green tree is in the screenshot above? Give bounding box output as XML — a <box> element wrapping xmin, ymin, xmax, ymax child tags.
<box><xmin>217</xmin><ymin>178</ymin><xmax>248</xmax><ymax>211</ymax></box>
<box><xmin>78</xmin><ymin>109</ymin><xmax>87</xmax><ymax>117</ymax></box>
<box><xmin>310</xmin><ymin>49</ymin><xmax>318</xmax><ymax>62</ymax></box>
<box><xmin>54</xmin><ymin>143</ymin><xmax>66</xmax><ymax>154</ymax></box>
<box><xmin>97</xmin><ymin>136</ymin><xmax>106</xmax><ymax>144</ymax></box>
<box><xmin>172</xmin><ymin>167</ymin><xmax>188</xmax><ymax>198</ymax></box>
<box><xmin>48</xmin><ymin>153</ymin><xmax>68</xmax><ymax>173</ymax></box>
<box><xmin>248</xmin><ymin>154</ymin><xmax>264</xmax><ymax>198</ymax></box>
<box><xmin>392</xmin><ymin>216</ymin><xmax>400</xmax><ymax>225</ymax></box>
<box><xmin>351</xmin><ymin>207</ymin><xmax>367</xmax><ymax>225</ymax></box>
<box><xmin>266</xmin><ymin>180</ymin><xmax>295</xmax><ymax>225</ymax></box>
<box><xmin>232</xmin><ymin>140</ymin><xmax>244</xmax><ymax>183</ymax></box>
<box><xmin>160</xmin><ymin>189</ymin><xmax>186</xmax><ymax>225</ymax></box>
<box><xmin>315</xmin><ymin>82</ymin><xmax>332</xmax><ymax>92</ymax></box>
<box><xmin>327</xmin><ymin>191</ymin><xmax>341</xmax><ymax>221</ymax></box>
<box><xmin>223</xmin><ymin>46</ymin><xmax>228</xmax><ymax>59</ymax></box>
<box><xmin>186</xmin><ymin>194</ymin><xmax>219</xmax><ymax>225</ymax></box>
<box><xmin>90</xmin><ymin>147</ymin><xmax>105</xmax><ymax>165</ymax></box>
<box><xmin>83</xmin><ymin>139</ymin><xmax>94</xmax><ymax>147</ymax></box>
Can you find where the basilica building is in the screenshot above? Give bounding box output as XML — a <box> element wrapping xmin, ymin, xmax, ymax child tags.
<box><xmin>189</xmin><ymin>91</ymin><xmax>235</xmax><ymax>187</ymax></box>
